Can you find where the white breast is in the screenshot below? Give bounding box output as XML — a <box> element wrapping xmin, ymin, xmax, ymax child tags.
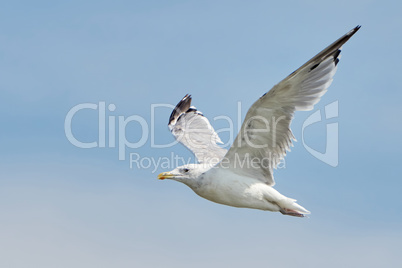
<box><xmin>191</xmin><ymin>168</ymin><xmax>284</xmax><ymax>212</ymax></box>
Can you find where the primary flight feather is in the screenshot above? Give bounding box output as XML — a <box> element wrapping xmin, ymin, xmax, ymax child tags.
<box><xmin>158</xmin><ymin>26</ymin><xmax>360</xmax><ymax>217</ymax></box>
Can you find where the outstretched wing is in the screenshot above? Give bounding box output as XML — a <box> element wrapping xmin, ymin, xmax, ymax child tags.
<box><xmin>169</xmin><ymin>94</ymin><xmax>227</xmax><ymax>164</ymax></box>
<box><xmin>223</xmin><ymin>26</ymin><xmax>360</xmax><ymax>186</ymax></box>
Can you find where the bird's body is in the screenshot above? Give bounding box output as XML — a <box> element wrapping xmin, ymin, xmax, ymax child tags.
<box><xmin>195</xmin><ymin>168</ymin><xmax>306</xmax><ymax>214</ymax></box>
<box><xmin>158</xmin><ymin>26</ymin><xmax>360</xmax><ymax>217</ymax></box>
<box><xmin>160</xmin><ymin>164</ymin><xmax>309</xmax><ymax>216</ymax></box>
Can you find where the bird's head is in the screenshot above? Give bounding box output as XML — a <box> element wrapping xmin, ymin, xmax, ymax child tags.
<box><xmin>157</xmin><ymin>164</ymin><xmax>206</xmax><ymax>187</ymax></box>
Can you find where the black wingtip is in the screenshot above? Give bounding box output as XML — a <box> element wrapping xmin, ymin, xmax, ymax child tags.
<box><xmin>182</xmin><ymin>93</ymin><xmax>191</xmax><ymax>100</ymax></box>
<box><xmin>348</xmin><ymin>25</ymin><xmax>361</xmax><ymax>36</ymax></box>
<box><xmin>289</xmin><ymin>25</ymin><xmax>361</xmax><ymax>78</ymax></box>
<box><xmin>168</xmin><ymin>94</ymin><xmax>193</xmax><ymax>125</ymax></box>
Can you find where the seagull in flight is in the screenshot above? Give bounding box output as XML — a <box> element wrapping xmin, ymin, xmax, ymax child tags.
<box><xmin>158</xmin><ymin>26</ymin><xmax>360</xmax><ymax>217</ymax></box>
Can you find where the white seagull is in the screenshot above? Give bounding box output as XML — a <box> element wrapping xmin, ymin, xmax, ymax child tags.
<box><xmin>158</xmin><ymin>26</ymin><xmax>360</xmax><ymax>217</ymax></box>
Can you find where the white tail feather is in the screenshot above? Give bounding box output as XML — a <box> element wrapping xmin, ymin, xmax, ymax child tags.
<box><xmin>278</xmin><ymin>198</ymin><xmax>310</xmax><ymax>217</ymax></box>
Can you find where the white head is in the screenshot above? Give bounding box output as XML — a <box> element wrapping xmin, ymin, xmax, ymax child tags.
<box><xmin>157</xmin><ymin>164</ymin><xmax>208</xmax><ymax>188</ymax></box>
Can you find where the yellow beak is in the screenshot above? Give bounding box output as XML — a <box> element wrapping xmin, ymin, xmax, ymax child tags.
<box><xmin>158</xmin><ymin>172</ymin><xmax>175</xmax><ymax>180</ymax></box>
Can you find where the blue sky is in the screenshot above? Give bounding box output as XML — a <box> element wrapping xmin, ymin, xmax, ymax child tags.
<box><xmin>1</xmin><ymin>0</ymin><xmax>402</xmax><ymax>267</ymax></box>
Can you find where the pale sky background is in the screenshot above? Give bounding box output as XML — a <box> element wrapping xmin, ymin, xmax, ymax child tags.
<box><xmin>1</xmin><ymin>1</ymin><xmax>402</xmax><ymax>267</ymax></box>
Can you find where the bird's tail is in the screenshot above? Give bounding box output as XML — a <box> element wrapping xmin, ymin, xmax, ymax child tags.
<box><xmin>278</xmin><ymin>198</ymin><xmax>310</xmax><ymax>217</ymax></box>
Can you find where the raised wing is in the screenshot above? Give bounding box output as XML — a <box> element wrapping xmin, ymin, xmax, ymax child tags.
<box><xmin>223</xmin><ymin>26</ymin><xmax>360</xmax><ymax>186</ymax></box>
<box><xmin>169</xmin><ymin>94</ymin><xmax>227</xmax><ymax>164</ymax></box>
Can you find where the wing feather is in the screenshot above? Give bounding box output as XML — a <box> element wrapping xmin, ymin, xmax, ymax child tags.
<box><xmin>222</xmin><ymin>26</ymin><xmax>360</xmax><ymax>186</ymax></box>
<box><xmin>169</xmin><ymin>95</ymin><xmax>227</xmax><ymax>164</ymax></box>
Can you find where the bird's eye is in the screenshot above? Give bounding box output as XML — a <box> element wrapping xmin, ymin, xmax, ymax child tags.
<box><xmin>182</xmin><ymin>168</ymin><xmax>190</xmax><ymax>173</ymax></box>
